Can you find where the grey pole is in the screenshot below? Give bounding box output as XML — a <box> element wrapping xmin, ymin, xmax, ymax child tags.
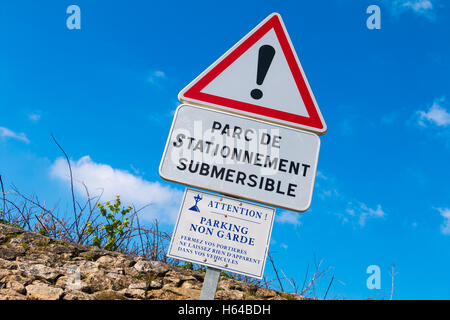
<box><xmin>200</xmin><ymin>267</ymin><xmax>221</xmax><ymax>300</ymax></box>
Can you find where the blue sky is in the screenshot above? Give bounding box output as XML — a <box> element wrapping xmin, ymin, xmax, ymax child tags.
<box><xmin>1</xmin><ymin>0</ymin><xmax>450</xmax><ymax>299</ymax></box>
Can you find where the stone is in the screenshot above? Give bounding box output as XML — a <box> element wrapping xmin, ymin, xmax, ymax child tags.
<box><xmin>50</xmin><ymin>244</ymin><xmax>74</xmax><ymax>255</ymax></box>
<box><xmin>80</xmin><ymin>273</ymin><xmax>112</xmax><ymax>293</ymax></box>
<box><xmin>216</xmin><ymin>289</ymin><xmax>244</xmax><ymax>300</ymax></box>
<box><xmin>79</xmin><ymin>249</ymin><xmax>103</xmax><ymax>261</ymax></box>
<box><xmin>0</xmin><ymin>224</ymin><xmax>305</xmax><ymax>301</ymax></box>
<box><xmin>17</xmin><ymin>252</ymin><xmax>53</xmax><ymax>265</ymax></box>
<box><xmin>219</xmin><ymin>279</ymin><xmax>243</xmax><ymax>291</ymax></box>
<box><xmin>124</xmin><ymin>267</ymin><xmax>139</xmax><ymax>277</ymax></box>
<box><xmin>0</xmin><ymin>225</ymin><xmax>24</xmax><ymax>236</ymax></box>
<box><xmin>92</xmin><ymin>289</ymin><xmax>126</xmax><ymax>300</ymax></box>
<box><xmin>163</xmin><ymin>275</ymin><xmax>182</xmax><ymax>287</ymax></box>
<box><xmin>62</xmin><ymin>289</ymin><xmax>91</xmax><ymax>300</ymax></box>
<box><xmin>6</xmin><ymin>280</ymin><xmax>26</xmax><ymax>294</ymax></box>
<box><xmin>149</xmin><ymin>261</ymin><xmax>170</xmax><ymax>276</ymax></box>
<box><xmin>107</xmin><ymin>274</ymin><xmax>132</xmax><ymax>291</ymax></box>
<box><xmin>78</xmin><ymin>260</ymin><xmax>100</xmax><ymax>276</ymax></box>
<box><xmin>164</xmin><ymin>285</ymin><xmax>200</xmax><ymax>300</ymax></box>
<box><xmin>0</xmin><ymin>288</ymin><xmax>27</xmax><ymax>300</ymax></box>
<box><xmin>26</xmin><ymin>282</ymin><xmax>64</xmax><ymax>300</ymax></box>
<box><xmin>181</xmin><ymin>280</ymin><xmax>201</xmax><ymax>290</ymax></box>
<box><xmin>18</xmin><ymin>263</ymin><xmax>62</xmax><ymax>281</ymax></box>
<box><xmin>134</xmin><ymin>260</ymin><xmax>169</xmax><ymax>276</ymax></box>
<box><xmin>122</xmin><ymin>288</ymin><xmax>146</xmax><ymax>299</ymax></box>
<box><xmin>20</xmin><ymin>231</ymin><xmax>43</xmax><ymax>243</ymax></box>
<box><xmin>133</xmin><ymin>260</ymin><xmax>150</xmax><ymax>273</ymax></box>
<box><xmin>149</xmin><ymin>280</ymin><xmax>162</xmax><ymax>289</ymax></box>
<box><xmin>106</xmin><ymin>268</ymin><xmax>125</xmax><ymax>276</ymax></box>
<box><xmin>0</xmin><ymin>258</ymin><xmax>17</xmax><ymax>270</ymax></box>
<box><xmin>128</xmin><ymin>281</ymin><xmax>148</xmax><ymax>290</ymax></box>
<box><xmin>1</xmin><ymin>274</ymin><xmax>30</xmax><ymax>284</ymax></box>
<box><xmin>255</xmin><ymin>287</ymin><xmax>279</xmax><ymax>299</ymax></box>
<box><xmin>60</xmin><ymin>252</ymin><xmax>74</xmax><ymax>260</ymax></box>
<box><xmin>0</xmin><ymin>269</ymin><xmax>10</xmax><ymax>280</ymax></box>
<box><xmin>96</xmin><ymin>255</ymin><xmax>115</xmax><ymax>266</ymax></box>
<box><xmin>9</xmin><ymin>237</ymin><xmax>25</xmax><ymax>246</ymax></box>
<box><xmin>0</xmin><ymin>247</ymin><xmax>25</xmax><ymax>260</ymax></box>
<box><xmin>163</xmin><ymin>270</ymin><xmax>196</xmax><ymax>287</ymax></box>
<box><xmin>113</xmin><ymin>257</ymin><xmax>134</xmax><ymax>268</ymax></box>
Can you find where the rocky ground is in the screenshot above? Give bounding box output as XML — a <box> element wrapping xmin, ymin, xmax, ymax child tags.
<box><xmin>0</xmin><ymin>223</ymin><xmax>305</xmax><ymax>300</ymax></box>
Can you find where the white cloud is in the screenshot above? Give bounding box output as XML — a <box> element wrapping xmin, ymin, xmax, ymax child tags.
<box><xmin>50</xmin><ymin>156</ymin><xmax>183</xmax><ymax>223</ymax></box>
<box><xmin>385</xmin><ymin>0</ymin><xmax>437</xmax><ymax>19</ymax></box>
<box><xmin>315</xmin><ymin>170</ymin><xmax>340</xmax><ymax>200</ymax></box>
<box><xmin>352</xmin><ymin>202</ymin><xmax>386</xmax><ymax>227</ymax></box>
<box><xmin>28</xmin><ymin>113</ymin><xmax>41</xmax><ymax>122</ymax></box>
<box><xmin>402</xmin><ymin>0</ymin><xmax>433</xmax><ymax>12</ymax></box>
<box><xmin>148</xmin><ymin>100</ymin><xmax>178</xmax><ymax>123</ymax></box>
<box><xmin>417</xmin><ymin>98</ymin><xmax>450</xmax><ymax>127</ymax></box>
<box><xmin>437</xmin><ymin>208</ymin><xmax>450</xmax><ymax>235</ymax></box>
<box><xmin>148</xmin><ymin>70</ymin><xmax>167</xmax><ymax>85</ymax></box>
<box><xmin>316</xmin><ymin>171</ymin><xmax>386</xmax><ymax>227</ymax></box>
<box><xmin>276</xmin><ymin>211</ymin><xmax>301</xmax><ymax>227</ymax></box>
<box><xmin>153</xmin><ymin>71</ymin><xmax>165</xmax><ymax>78</ymax></box>
<box><xmin>316</xmin><ymin>170</ymin><xmax>328</xmax><ymax>180</ymax></box>
<box><xmin>0</xmin><ymin>126</ymin><xmax>30</xmax><ymax>144</ymax></box>
<box><xmin>344</xmin><ymin>202</ymin><xmax>386</xmax><ymax>227</ymax></box>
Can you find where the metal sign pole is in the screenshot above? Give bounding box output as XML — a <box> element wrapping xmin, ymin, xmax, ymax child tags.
<box><xmin>200</xmin><ymin>267</ymin><xmax>221</xmax><ymax>300</ymax></box>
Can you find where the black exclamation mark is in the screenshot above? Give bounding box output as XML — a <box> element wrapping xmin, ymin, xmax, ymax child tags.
<box><xmin>251</xmin><ymin>45</ymin><xmax>276</xmax><ymax>100</ymax></box>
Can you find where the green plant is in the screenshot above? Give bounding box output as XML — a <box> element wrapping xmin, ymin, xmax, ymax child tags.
<box><xmin>0</xmin><ymin>218</ymin><xmax>24</xmax><ymax>230</ymax></box>
<box><xmin>83</xmin><ymin>253</ymin><xmax>96</xmax><ymax>261</ymax></box>
<box><xmin>220</xmin><ymin>271</ymin><xmax>235</xmax><ymax>279</ymax></box>
<box><xmin>86</xmin><ymin>195</ymin><xmax>132</xmax><ymax>252</ymax></box>
<box><xmin>134</xmin><ymin>273</ymin><xmax>156</xmax><ymax>282</ymax></box>
<box><xmin>179</xmin><ymin>262</ymin><xmax>194</xmax><ymax>270</ymax></box>
<box><xmin>133</xmin><ymin>274</ymin><xmax>147</xmax><ymax>281</ymax></box>
<box><xmin>281</xmin><ymin>292</ymin><xmax>296</xmax><ymax>300</ymax></box>
<box><xmin>55</xmin><ymin>240</ymin><xmax>68</xmax><ymax>246</ymax></box>
<box><xmin>0</xmin><ymin>208</ymin><xmax>23</xmax><ymax>229</ymax></box>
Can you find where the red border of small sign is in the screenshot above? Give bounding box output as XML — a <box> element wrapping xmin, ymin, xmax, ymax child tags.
<box><xmin>183</xmin><ymin>14</ymin><xmax>325</xmax><ymax>131</ymax></box>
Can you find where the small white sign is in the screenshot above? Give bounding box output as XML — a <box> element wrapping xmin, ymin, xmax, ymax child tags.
<box><xmin>167</xmin><ymin>188</ymin><xmax>275</xmax><ymax>279</ymax></box>
<box><xmin>159</xmin><ymin>104</ymin><xmax>320</xmax><ymax>212</ymax></box>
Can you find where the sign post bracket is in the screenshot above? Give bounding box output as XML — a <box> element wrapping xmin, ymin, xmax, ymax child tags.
<box><xmin>200</xmin><ymin>267</ymin><xmax>221</xmax><ymax>300</ymax></box>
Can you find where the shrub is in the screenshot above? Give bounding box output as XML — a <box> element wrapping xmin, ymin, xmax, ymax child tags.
<box><xmin>86</xmin><ymin>195</ymin><xmax>132</xmax><ymax>252</ymax></box>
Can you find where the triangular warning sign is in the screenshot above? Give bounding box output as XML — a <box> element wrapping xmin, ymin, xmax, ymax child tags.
<box><xmin>179</xmin><ymin>13</ymin><xmax>327</xmax><ymax>134</ymax></box>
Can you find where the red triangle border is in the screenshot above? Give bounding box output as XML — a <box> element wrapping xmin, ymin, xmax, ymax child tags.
<box><xmin>182</xmin><ymin>14</ymin><xmax>325</xmax><ymax>132</ymax></box>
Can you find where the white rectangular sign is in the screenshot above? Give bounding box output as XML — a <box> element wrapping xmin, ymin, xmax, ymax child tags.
<box><xmin>159</xmin><ymin>104</ymin><xmax>320</xmax><ymax>212</ymax></box>
<box><xmin>167</xmin><ymin>188</ymin><xmax>275</xmax><ymax>279</ymax></box>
